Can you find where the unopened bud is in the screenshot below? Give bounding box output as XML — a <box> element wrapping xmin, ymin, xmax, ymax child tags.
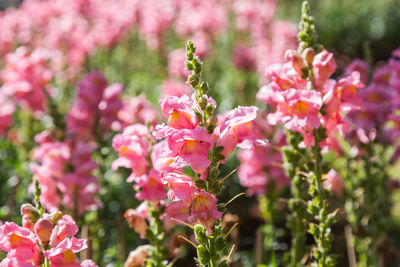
<box><xmin>302</xmin><ymin>47</ymin><xmax>316</xmax><ymax>65</ymax></box>
<box><xmin>34</xmin><ymin>218</ymin><xmax>53</xmax><ymax>244</ymax></box>
<box><xmin>49</xmin><ymin>211</ymin><xmax>63</xmax><ymax>225</ymax></box>
<box><xmin>285</xmin><ymin>50</ymin><xmax>306</xmax><ymax>77</ymax></box>
<box><xmin>20</xmin><ymin>204</ymin><xmax>35</xmax><ymax>216</ymax></box>
<box><xmin>198</xmin><ymin>97</ymin><xmax>207</xmax><ymax>110</ymax></box>
<box><xmin>188</xmin><ymin>74</ymin><xmax>199</xmax><ymax>88</ymax></box>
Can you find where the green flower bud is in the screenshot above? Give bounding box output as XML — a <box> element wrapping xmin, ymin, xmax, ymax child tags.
<box><xmin>188</xmin><ymin>74</ymin><xmax>199</xmax><ymax>88</ymax></box>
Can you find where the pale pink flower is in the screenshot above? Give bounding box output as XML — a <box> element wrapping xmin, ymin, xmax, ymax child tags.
<box><xmin>323</xmin><ymin>169</ymin><xmax>344</xmax><ymax>197</ymax></box>
<box><xmin>45</xmin><ymin>237</ymin><xmax>88</xmax><ymax>267</ymax></box>
<box><xmin>134</xmin><ymin>169</ymin><xmax>166</xmax><ymax>202</ymax></box>
<box><xmin>161</xmin><ymin>172</ymin><xmax>196</xmax><ymax>206</ymax></box>
<box><xmin>312</xmin><ymin>50</ymin><xmax>336</xmax><ymax>89</ymax></box>
<box><xmin>112</xmin><ymin>124</ymin><xmax>150</xmax><ymax>180</ymax></box>
<box><xmin>0</xmin><ymin>222</ymin><xmax>42</xmax><ymax>266</ymax></box>
<box><xmin>124</xmin><ymin>202</ymin><xmax>149</xmax><ymax>239</ymax></box>
<box><xmin>99</xmin><ymin>83</ymin><xmax>124</xmax><ymax>131</ymax></box>
<box><xmin>267</xmin><ymin>89</ymin><xmax>322</xmax><ymax>132</ymax></box>
<box><xmin>160</xmin><ymin>94</ymin><xmax>197</xmax><ymax>129</ymax></box>
<box><xmin>188</xmin><ymin>190</ymin><xmax>222</xmax><ymax>235</ymax></box>
<box><xmin>344</xmin><ymin>59</ymin><xmax>369</xmax><ymax>85</ymax></box>
<box><xmin>50</xmin><ymin>215</ymin><xmax>79</xmax><ymax>247</ymax></box>
<box><xmin>168</xmin><ymin>49</ymin><xmax>191</xmax><ymax>79</ymax></box>
<box><xmin>217</xmin><ymin>106</ymin><xmax>266</xmax><ymax>159</ymax></box>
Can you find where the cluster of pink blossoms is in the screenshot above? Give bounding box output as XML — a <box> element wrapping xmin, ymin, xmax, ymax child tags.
<box><xmin>0</xmin><ymin>47</ymin><xmax>52</xmax><ymax>115</ymax></box>
<box><xmin>30</xmin><ymin>132</ymin><xmax>100</xmax><ymax>216</ymax></box>
<box><xmin>257</xmin><ymin>48</ymin><xmax>364</xmax><ymax>150</ymax></box>
<box><xmin>0</xmin><ymin>204</ymin><xmax>96</xmax><ymax>266</ymax></box>
<box><xmin>232</xmin><ymin>0</ymin><xmax>298</xmax><ymax>79</ymax></box>
<box><xmin>150</xmin><ymin>92</ymin><xmax>266</xmax><ymax>233</ymax></box>
<box><xmin>344</xmin><ymin>48</ymin><xmax>400</xmax><ymax>155</ymax></box>
<box><xmin>30</xmin><ymin>72</ymin><xmax>126</xmax><ymax>215</ymax></box>
<box><xmin>237</xmin><ymin>120</ymin><xmax>290</xmax><ymax>195</ymax></box>
<box><xmin>0</xmin><ymin>0</ymin><xmax>139</xmax><ymax>77</ymax></box>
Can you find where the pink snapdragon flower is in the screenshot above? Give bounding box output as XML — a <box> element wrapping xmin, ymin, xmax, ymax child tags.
<box><xmin>0</xmin><ymin>222</ymin><xmax>42</xmax><ymax>266</ymax></box>
<box><xmin>161</xmin><ymin>80</ymin><xmax>191</xmax><ymax>98</ymax></box>
<box><xmin>112</xmin><ymin>124</ymin><xmax>150</xmax><ymax>180</ymax></box>
<box><xmin>0</xmin><ymin>47</ymin><xmax>52</xmax><ymax>114</ymax></box>
<box><xmin>50</xmin><ymin>215</ymin><xmax>79</xmax><ymax>247</ymax></box>
<box><xmin>268</xmin><ymin>89</ymin><xmax>322</xmax><ymax>131</ymax></box>
<box><xmin>188</xmin><ymin>190</ymin><xmax>222</xmax><ymax>235</ymax></box>
<box><xmin>344</xmin><ymin>59</ymin><xmax>369</xmax><ymax>85</ymax></box>
<box><xmin>164</xmin><ymin>201</ymin><xmax>190</xmax><ymax>227</ymax></box>
<box><xmin>161</xmin><ymin>172</ymin><xmax>196</xmax><ymax>206</ymax></box>
<box><xmin>312</xmin><ymin>50</ymin><xmax>337</xmax><ymax>89</ymax></box>
<box><xmin>45</xmin><ymin>237</ymin><xmax>88</xmax><ymax>267</ymax></box>
<box><xmin>31</xmin><ymin>135</ymin><xmax>100</xmax><ymax>215</ymax></box>
<box><xmin>99</xmin><ymin>83</ymin><xmax>124</xmax><ymax>131</ymax></box>
<box><xmin>134</xmin><ymin>169</ymin><xmax>167</xmax><ymax>202</ymax></box>
<box><xmin>124</xmin><ymin>202</ymin><xmax>149</xmax><ymax>239</ymax></box>
<box><xmin>66</xmin><ymin>72</ymin><xmax>108</xmax><ymax>141</ymax></box>
<box><xmin>160</xmin><ymin>94</ymin><xmax>198</xmax><ymax>129</ymax></box>
<box><xmin>323</xmin><ymin>169</ymin><xmax>344</xmax><ymax>197</ymax></box>
<box><xmin>238</xmin><ymin>143</ymin><xmax>289</xmax><ymax>195</ymax></box>
<box><xmin>0</xmin><ymin>92</ymin><xmax>15</xmax><ymax>136</ymax></box>
<box><xmin>217</xmin><ymin>106</ymin><xmax>267</xmax><ymax>159</ymax></box>
<box><xmin>168</xmin><ymin>49</ymin><xmax>191</xmax><ymax>79</ymax></box>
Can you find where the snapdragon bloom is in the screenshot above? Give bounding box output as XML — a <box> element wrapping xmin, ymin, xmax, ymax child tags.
<box><xmin>112</xmin><ymin>124</ymin><xmax>150</xmax><ymax>180</ymax></box>
<box><xmin>188</xmin><ymin>190</ymin><xmax>222</xmax><ymax>235</ymax></box>
<box><xmin>45</xmin><ymin>237</ymin><xmax>88</xmax><ymax>267</ymax></box>
<box><xmin>0</xmin><ymin>222</ymin><xmax>42</xmax><ymax>266</ymax></box>
<box><xmin>161</xmin><ymin>172</ymin><xmax>196</xmax><ymax>206</ymax></box>
<box><xmin>259</xmin><ymin>48</ymin><xmax>363</xmax><ymax>149</ymax></box>
<box><xmin>124</xmin><ymin>202</ymin><xmax>149</xmax><ymax>239</ymax></box>
<box><xmin>118</xmin><ymin>95</ymin><xmax>159</xmax><ymax>128</ymax></box>
<box><xmin>323</xmin><ymin>169</ymin><xmax>344</xmax><ymax>197</ymax></box>
<box><xmin>217</xmin><ymin>106</ymin><xmax>267</xmax><ymax>159</ymax></box>
<box><xmin>0</xmin><ymin>206</ymin><xmax>97</xmax><ymax>267</ymax></box>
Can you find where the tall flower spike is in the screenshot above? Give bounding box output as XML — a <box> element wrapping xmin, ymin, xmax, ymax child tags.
<box><xmin>185</xmin><ymin>40</ymin><xmax>217</xmax><ymax>134</ymax></box>
<box><xmin>298</xmin><ymin>1</ymin><xmax>318</xmax><ymax>52</ymax></box>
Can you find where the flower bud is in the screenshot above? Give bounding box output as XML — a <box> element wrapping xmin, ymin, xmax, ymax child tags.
<box><xmin>198</xmin><ymin>97</ymin><xmax>207</xmax><ymax>110</ymax></box>
<box><xmin>302</xmin><ymin>47</ymin><xmax>316</xmax><ymax>65</ymax></box>
<box><xmin>34</xmin><ymin>218</ymin><xmax>53</xmax><ymax>244</ymax></box>
<box><xmin>285</xmin><ymin>50</ymin><xmax>306</xmax><ymax>77</ymax></box>
<box><xmin>188</xmin><ymin>74</ymin><xmax>199</xmax><ymax>88</ymax></box>
<box><xmin>49</xmin><ymin>211</ymin><xmax>63</xmax><ymax>225</ymax></box>
<box><xmin>20</xmin><ymin>204</ymin><xmax>35</xmax><ymax>216</ymax></box>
